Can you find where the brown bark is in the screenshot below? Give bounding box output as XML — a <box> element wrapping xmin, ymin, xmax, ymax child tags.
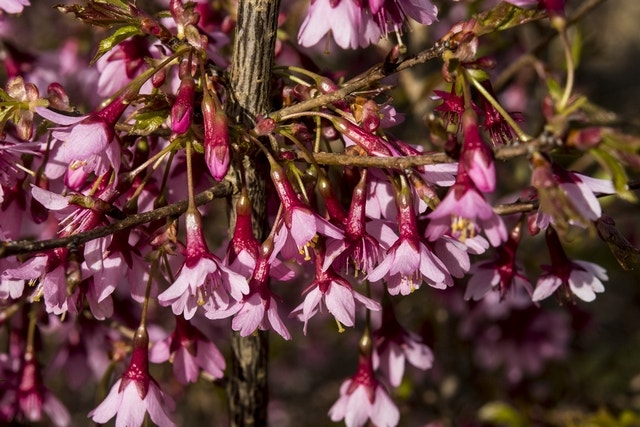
<box><xmin>225</xmin><ymin>0</ymin><xmax>280</xmax><ymax>426</ymax></box>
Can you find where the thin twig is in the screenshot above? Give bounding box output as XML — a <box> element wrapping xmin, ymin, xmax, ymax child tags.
<box><xmin>0</xmin><ymin>181</ymin><xmax>233</xmax><ymax>258</ymax></box>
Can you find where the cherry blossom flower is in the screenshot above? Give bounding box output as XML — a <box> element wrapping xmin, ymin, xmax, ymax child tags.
<box><xmin>202</xmin><ymin>92</ymin><xmax>230</xmax><ymax>181</ymax></box>
<box><xmin>328</xmin><ymin>354</ymin><xmax>399</xmax><ymax>427</ymax></box>
<box><xmin>460</xmin><ymin>109</ymin><xmax>495</xmax><ymax>193</ymax></box>
<box><xmin>271</xmin><ymin>162</ymin><xmax>344</xmax><ymax>260</ymax></box>
<box><xmin>298</xmin><ymin>0</ymin><xmax>381</xmax><ymax>50</ymax></box>
<box><xmin>369</xmin><ymin>0</ymin><xmax>438</xmax><ymax>36</ymax></box>
<box><xmin>323</xmin><ymin>170</ymin><xmax>384</xmax><ymax>276</ymax></box>
<box><xmin>0</xmin><ymin>0</ymin><xmax>30</xmax><ymax>14</ymax></box>
<box><xmin>425</xmin><ymin>166</ymin><xmax>507</xmax><ymax>248</ymax></box>
<box><xmin>0</xmin><ymin>137</ymin><xmax>40</xmax><ymax>204</ymax></box>
<box><xmin>208</xmin><ymin>241</ymin><xmax>291</xmax><ymax>340</ymax></box>
<box><xmin>532</xmin><ymin>227</ymin><xmax>607</xmax><ymax>302</ymax></box>
<box><xmin>171</xmin><ymin>73</ymin><xmax>195</xmax><ymax>134</ymax></box>
<box><xmin>464</xmin><ymin>222</ymin><xmax>532</xmax><ymax>301</ymax></box>
<box><xmin>367</xmin><ymin>186</ymin><xmax>451</xmax><ymax>295</ymax></box>
<box><xmin>372</xmin><ymin>302</ymin><xmax>434</xmax><ymax>387</ymax></box>
<box><xmin>95</xmin><ymin>35</ymin><xmax>150</xmax><ymax>97</ymax></box>
<box><xmin>89</xmin><ymin>327</ymin><xmax>175</xmax><ymax>427</ymax></box>
<box><xmin>531</xmin><ymin>152</ymin><xmax>615</xmax><ymax>231</ymax></box>
<box><xmin>13</xmin><ymin>352</ymin><xmax>71</xmax><ymax>427</ymax></box>
<box><xmin>291</xmin><ymin>245</ymin><xmax>380</xmax><ymax>334</ymax></box>
<box><xmin>158</xmin><ymin>209</ymin><xmax>249</xmax><ymax>319</ymax></box>
<box><xmin>150</xmin><ymin>316</ymin><xmax>225</xmax><ymax>384</ymax></box>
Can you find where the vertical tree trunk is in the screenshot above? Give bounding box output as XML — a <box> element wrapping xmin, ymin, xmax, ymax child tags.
<box><xmin>225</xmin><ymin>0</ymin><xmax>280</xmax><ymax>426</ymax></box>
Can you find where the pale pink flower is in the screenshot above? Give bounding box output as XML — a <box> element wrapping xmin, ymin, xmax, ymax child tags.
<box><xmin>14</xmin><ymin>354</ymin><xmax>70</xmax><ymax>427</ymax></box>
<box><xmin>532</xmin><ymin>228</ymin><xmax>607</xmax><ymax>303</ymax></box>
<box><xmin>373</xmin><ymin>303</ymin><xmax>433</xmax><ymax>387</ymax></box>
<box><xmin>89</xmin><ymin>327</ymin><xmax>175</xmax><ymax>427</ymax></box>
<box><xmin>464</xmin><ymin>223</ymin><xmax>531</xmax><ymax>301</ymax></box>
<box><xmin>425</xmin><ymin>167</ymin><xmax>507</xmax><ymax>248</ymax></box>
<box><xmin>367</xmin><ymin>188</ymin><xmax>450</xmax><ymax>295</ymax></box>
<box><xmin>329</xmin><ymin>355</ymin><xmax>399</xmax><ymax>427</ymax></box>
<box><xmin>158</xmin><ymin>210</ymin><xmax>249</xmax><ymax>319</ymax></box>
<box><xmin>208</xmin><ymin>243</ymin><xmax>291</xmax><ymax>340</ymax></box>
<box><xmin>368</xmin><ymin>0</ymin><xmax>438</xmax><ymax>36</ymax></box>
<box><xmin>150</xmin><ymin>316</ymin><xmax>225</xmax><ymax>384</ymax></box>
<box><xmin>291</xmin><ymin>247</ymin><xmax>380</xmax><ymax>334</ymax></box>
<box><xmin>271</xmin><ymin>163</ymin><xmax>343</xmax><ymax>260</ymax></box>
<box><xmin>0</xmin><ymin>0</ymin><xmax>30</xmax><ymax>14</ymax></box>
<box><xmin>95</xmin><ymin>36</ymin><xmax>150</xmax><ymax>97</ymax></box>
<box><xmin>298</xmin><ymin>0</ymin><xmax>381</xmax><ymax>49</ymax></box>
<box><xmin>460</xmin><ymin>109</ymin><xmax>495</xmax><ymax>193</ymax></box>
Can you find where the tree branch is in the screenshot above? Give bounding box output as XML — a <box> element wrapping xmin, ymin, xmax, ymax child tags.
<box><xmin>0</xmin><ymin>181</ymin><xmax>233</xmax><ymax>259</ymax></box>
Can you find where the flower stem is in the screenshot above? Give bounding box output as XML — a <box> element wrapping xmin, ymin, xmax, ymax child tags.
<box><xmin>557</xmin><ymin>27</ymin><xmax>575</xmax><ymax>112</ymax></box>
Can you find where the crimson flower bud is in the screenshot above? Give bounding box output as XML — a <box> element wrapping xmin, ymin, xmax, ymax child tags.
<box><xmin>202</xmin><ymin>96</ymin><xmax>230</xmax><ymax>181</ymax></box>
<box><xmin>332</xmin><ymin>117</ymin><xmax>394</xmax><ymax>157</ymax></box>
<box><xmin>171</xmin><ymin>74</ymin><xmax>195</xmax><ymax>134</ymax></box>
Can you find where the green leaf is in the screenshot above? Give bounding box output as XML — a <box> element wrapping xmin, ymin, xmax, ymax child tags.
<box><xmin>478</xmin><ymin>401</ymin><xmax>530</xmax><ymax>427</ymax></box>
<box><xmin>91</xmin><ymin>25</ymin><xmax>141</xmax><ymax>64</ymax></box>
<box><xmin>589</xmin><ymin>146</ymin><xmax>636</xmax><ymax>202</ymax></box>
<box><xmin>475</xmin><ymin>2</ymin><xmax>547</xmax><ymax>36</ymax></box>
<box><xmin>131</xmin><ymin>109</ymin><xmax>169</xmax><ymax>135</ymax></box>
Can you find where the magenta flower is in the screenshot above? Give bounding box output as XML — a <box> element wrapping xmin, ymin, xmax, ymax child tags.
<box><xmin>291</xmin><ymin>246</ymin><xmax>380</xmax><ymax>334</ymax></box>
<box><xmin>328</xmin><ymin>354</ymin><xmax>399</xmax><ymax>427</ymax></box>
<box><xmin>368</xmin><ymin>0</ymin><xmax>438</xmax><ymax>36</ymax></box>
<box><xmin>0</xmin><ymin>137</ymin><xmax>40</xmax><ymax>204</ymax></box>
<box><xmin>36</xmin><ymin>95</ymin><xmax>128</xmax><ymax>177</ymax></box>
<box><xmin>14</xmin><ymin>352</ymin><xmax>71</xmax><ymax>427</ymax></box>
<box><xmin>460</xmin><ymin>109</ymin><xmax>496</xmax><ymax>193</ymax></box>
<box><xmin>298</xmin><ymin>0</ymin><xmax>381</xmax><ymax>50</ymax></box>
<box><xmin>271</xmin><ymin>163</ymin><xmax>344</xmax><ymax>260</ymax></box>
<box><xmin>425</xmin><ymin>167</ymin><xmax>507</xmax><ymax>248</ymax></box>
<box><xmin>532</xmin><ymin>227</ymin><xmax>607</xmax><ymax>302</ymax></box>
<box><xmin>367</xmin><ymin>187</ymin><xmax>450</xmax><ymax>295</ymax></box>
<box><xmin>202</xmin><ymin>98</ymin><xmax>231</xmax><ymax>181</ymax></box>
<box><xmin>95</xmin><ymin>36</ymin><xmax>150</xmax><ymax>97</ymax></box>
<box><xmin>532</xmin><ymin>153</ymin><xmax>615</xmax><ymax>231</ymax></box>
<box><xmin>0</xmin><ymin>0</ymin><xmax>30</xmax><ymax>14</ymax></box>
<box><xmin>150</xmin><ymin>316</ymin><xmax>225</xmax><ymax>384</ymax></box>
<box><xmin>323</xmin><ymin>170</ymin><xmax>384</xmax><ymax>276</ymax></box>
<box><xmin>208</xmin><ymin>242</ymin><xmax>291</xmax><ymax>340</ymax></box>
<box><xmin>89</xmin><ymin>327</ymin><xmax>175</xmax><ymax>427</ymax></box>
<box><xmin>171</xmin><ymin>74</ymin><xmax>195</xmax><ymax>134</ymax></box>
<box><xmin>372</xmin><ymin>303</ymin><xmax>433</xmax><ymax>387</ymax></box>
<box><xmin>157</xmin><ymin>209</ymin><xmax>249</xmax><ymax>319</ymax></box>
<box><xmin>464</xmin><ymin>223</ymin><xmax>532</xmax><ymax>301</ymax></box>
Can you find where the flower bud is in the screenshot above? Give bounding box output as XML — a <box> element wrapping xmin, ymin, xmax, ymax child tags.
<box><xmin>171</xmin><ymin>74</ymin><xmax>195</xmax><ymax>134</ymax></box>
<box><xmin>202</xmin><ymin>96</ymin><xmax>230</xmax><ymax>181</ymax></box>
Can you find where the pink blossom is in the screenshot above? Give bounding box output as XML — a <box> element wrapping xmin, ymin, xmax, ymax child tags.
<box><xmin>291</xmin><ymin>246</ymin><xmax>380</xmax><ymax>334</ymax></box>
<box><xmin>460</xmin><ymin>109</ymin><xmax>495</xmax><ymax>193</ymax></box>
<box><xmin>95</xmin><ymin>36</ymin><xmax>150</xmax><ymax>97</ymax></box>
<box><xmin>14</xmin><ymin>353</ymin><xmax>71</xmax><ymax>427</ymax></box>
<box><xmin>0</xmin><ymin>137</ymin><xmax>40</xmax><ymax>204</ymax></box>
<box><xmin>425</xmin><ymin>167</ymin><xmax>507</xmax><ymax>248</ymax></box>
<box><xmin>328</xmin><ymin>354</ymin><xmax>399</xmax><ymax>427</ymax></box>
<box><xmin>532</xmin><ymin>153</ymin><xmax>615</xmax><ymax>231</ymax></box>
<box><xmin>372</xmin><ymin>303</ymin><xmax>433</xmax><ymax>387</ymax></box>
<box><xmin>464</xmin><ymin>223</ymin><xmax>532</xmax><ymax>301</ymax></box>
<box><xmin>150</xmin><ymin>316</ymin><xmax>225</xmax><ymax>384</ymax></box>
<box><xmin>368</xmin><ymin>188</ymin><xmax>451</xmax><ymax>295</ymax></box>
<box><xmin>298</xmin><ymin>0</ymin><xmax>381</xmax><ymax>50</ymax></box>
<box><xmin>323</xmin><ymin>170</ymin><xmax>384</xmax><ymax>276</ymax></box>
<box><xmin>368</xmin><ymin>0</ymin><xmax>438</xmax><ymax>36</ymax></box>
<box><xmin>0</xmin><ymin>0</ymin><xmax>30</xmax><ymax>14</ymax></box>
<box><xmin>202</xmin><ymin>94</ymin><xmax>230</xmax><ymax>181</ymax></box>
<box><xmin>89</xmin><ymin>327</ymin><xmax>175</xmax><ymax>427</ymax></box>
<box><xmin>157</xmin><ymin>210</ymin><xmax>249</xmax><ymax>319</ymax></box>
<box><xmin>208</xmin><ymin>243</ymin><xmax>291</xmax><ymax>340</ymax></box>
<box><xmin>271</xmin><ymin>163</ymin><xmax>344</xmax><ymax>260</ymax></box>
<box><xmin>532</xmin><ymin>228</ymin><xmax>607</xmax><ymax>302</ymax></box>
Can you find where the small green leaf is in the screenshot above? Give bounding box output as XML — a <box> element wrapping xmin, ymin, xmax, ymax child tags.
<box><xmin>589</xmin><ymin>146</ymin><xmax>636</xmax><ymax>202</ymax></box>
<box><xmin>91</xmin><ymin>25</ymin><xmax>142</xmax><ymax>64</ymax></box>
<box><xmin>475</xmin><ymin>2</ymin><xmax>547</xmax><ymax>36</ymax></box>
<box><xmin>131</xmin><ymin>109</ymin><xmax>169</xmax><ymax>135</ymax></box>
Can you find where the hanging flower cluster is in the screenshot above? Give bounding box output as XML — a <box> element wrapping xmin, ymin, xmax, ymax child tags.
<box><xmin>0</xmin><ymin>0</ymin><xmax>637</xmax><ymax>426</ymax></box>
